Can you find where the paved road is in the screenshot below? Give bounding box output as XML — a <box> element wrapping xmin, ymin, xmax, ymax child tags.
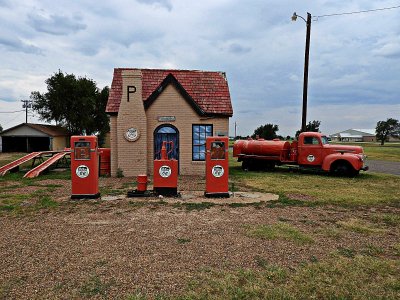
<box><xmin>367</xmin><ymin>160</ymin><xmax>400</xmax><ymax>176</ymax></box>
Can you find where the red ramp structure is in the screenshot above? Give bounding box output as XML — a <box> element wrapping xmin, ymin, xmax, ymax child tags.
<box><xmin>0</xmin><ymin>152</ymin><xmax>42</xmax><ymax>176</ymax></box>
<box><xmin>23</xmin><ymin>152</ymin><xmax>68</xmax><ymax>178</ymax></box>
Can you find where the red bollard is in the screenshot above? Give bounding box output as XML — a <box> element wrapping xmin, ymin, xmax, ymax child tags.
<box><xmin>136</xmin><ymin>174</ymin><xmax>148</xmax><ymax>192</ymax></box>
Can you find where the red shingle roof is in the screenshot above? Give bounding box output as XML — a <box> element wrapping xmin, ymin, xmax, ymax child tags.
<box><xmin>106</xmin><ymin>68</ymin><xmax>233</xmax><ymax>116</ymax></box>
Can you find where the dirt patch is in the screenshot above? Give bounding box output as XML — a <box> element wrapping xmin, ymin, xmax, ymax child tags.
<box><xmin>286</xmin><ymin>193</ymin><xmax>316</xmax><ymax>201</ymax></box>
<box><xmin>1</xmin><ymin>201</ymin><xmax>399</xmax><ymax>299</ymax></box>
<box><xmin>1</xmin><ymin>174</ymin><xmax>399</xmax><ymax>299</ymax></box>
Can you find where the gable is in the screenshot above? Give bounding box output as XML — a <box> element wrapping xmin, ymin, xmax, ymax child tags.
<box><xmin>1</xmin><ymin>123</ymin><xmax>70</xmax><ymax>137</ymax></box>
<box><xmin>1</xmin><ymin>125</ymin><xmax>49</xmax><ymax>137</ymax></box>
<box><xmin>106</xmin><ymin>68</ymin><xmax>233</xmax><ymax>116</ymax></box>
<box><xmin>143</xmin><ymin>73</ymin><xmax>204</xmax><ymax>115</ymax></box>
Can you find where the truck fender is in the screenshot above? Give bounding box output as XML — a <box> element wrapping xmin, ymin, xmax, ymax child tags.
<box><xmin>322</xmin><ymin>153</ymin><xmax>362</xmax><ymax>172</ymax></box>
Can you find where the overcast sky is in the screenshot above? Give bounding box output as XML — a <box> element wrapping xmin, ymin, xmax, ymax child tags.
<box><xmin>0</xmin><ymin>0</ymin><xmax>399</xmax><ymax>136</ymax></box>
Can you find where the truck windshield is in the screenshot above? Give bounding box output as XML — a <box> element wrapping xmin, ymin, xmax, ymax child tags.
<box><xmin>321</xmin><ymin>136</ymin><xmax>329</xmax><ymax>145</ymax></box>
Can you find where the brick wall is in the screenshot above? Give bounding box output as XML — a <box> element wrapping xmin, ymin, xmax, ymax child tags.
<box><xmin>110</xmin><ymin>116</ymin><xmax>118</xmax><ymax>176</ymax></box>
<box><xmin>146</xmin><ymin>84</ymin><xmax>229</xmax><ymax>175</ymax></box>
<box><xmin>115</xmin><ymin>70</ymin><xmax>147</xmax><ymax>177</ymax></box>
<box><xmin>109</xmin><ymin>73</ymin><xmax>230</xmax><ymax>177</ymax></box>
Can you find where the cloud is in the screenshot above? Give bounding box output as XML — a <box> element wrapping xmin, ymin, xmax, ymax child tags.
<box><xmin>136</xmin><ymin>0</ymin><xmax>172</xmax><ymax>11</ymax></box>
<box><xmin>0</xmin><ymin>0</ymin><xmax>11</xmax><ymax>7</ymax></box>
<box><xmin>374</xmin><ymin>40</ymin><xmax>400</xmax><ymax>58</ymax></box>
<box><xmin>228</xmin><ymin>43</ymin><xmax>252</xmax><ymax>54</ymax></box>
<box><xmin>0</xmin><ymin>36</ymin><xmax>42</xmax><ymax>54</ymax></box>
<box><xmin>28</xmin><ymin>11</ymin><xmax>87</xmax><ymax>35</ymax></box>
<box><xmin>0</xmin><ymin>0</ymin><xmax>399</xmax><ymax>134</ymax></box>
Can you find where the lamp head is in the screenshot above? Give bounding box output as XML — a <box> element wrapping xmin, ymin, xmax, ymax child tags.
<box><xmin>291</xmin><ymin>12</ymin><xmax>298</xmax><ymax>21</ymax></box>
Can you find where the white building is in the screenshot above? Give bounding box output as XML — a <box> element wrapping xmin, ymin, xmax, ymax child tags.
<box><xmin>330</xmin><ymin>129</ymin><xmax>376</xmax><ymax>142</ymax></box>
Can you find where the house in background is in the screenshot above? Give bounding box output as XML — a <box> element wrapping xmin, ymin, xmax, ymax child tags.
<box><xmin>106</xmin><ymin>68</ymin><xmax>233</xmax><ymax>177</ymax></box>
<box><xmin>0</xmin><ymin>123</ymin><xmax>70</xmax><ymax>152</ymax></box>
<box><xmin>330</xmin><ymin>129</ymin><xmax>376</xmax><ymax>142</ymax></box>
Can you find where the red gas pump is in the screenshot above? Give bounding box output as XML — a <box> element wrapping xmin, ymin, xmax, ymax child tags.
<box><xmin>205</xmin><ymin>136</ymin><xmax>230</xmax><ymax>198</ymax></box>
<box><xmin>153</xmin><ymin>141</ymin><xmax>178</xmax><ymax>196</ymax></box>
<box><xmin>70</xmin><ymin>136</ymin><xmax>100</xmax><ymax>199</ymax></box>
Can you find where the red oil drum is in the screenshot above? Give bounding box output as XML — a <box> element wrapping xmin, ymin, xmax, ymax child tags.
<box><xmin>137</xmin><ymin>175</ymin><xmax>148</xmax><ymax>192</ymax></box>
<box><xmin>99</xmin><ymin>148</ymin><xmax>111</xmax><ymax>176</ymax></box>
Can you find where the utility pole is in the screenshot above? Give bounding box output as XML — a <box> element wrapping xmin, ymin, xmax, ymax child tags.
<box><xmin>302</xmin><ymin>12</ymin><xmax>312</xmax><ymax>132</ymax></box>
<box><xmin>234</xmin><ymin>121</ymin><xmax>237</xmax><ymax>138</ymax></box>
<box><xmin>21</xmin><ymin>100</ymin><xmax>32</xmax><ymax>124</ymax></box>
<box><xmin>292</xmin><ymin>12</ymin><xmax>312</xmax><ymax>132</ymax></box>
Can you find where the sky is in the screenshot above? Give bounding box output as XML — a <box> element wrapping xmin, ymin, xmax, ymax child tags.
<box><xmin>0</xmin><ymin>0</ymin><xmax>399</xmax><ymax>137</ymax></box>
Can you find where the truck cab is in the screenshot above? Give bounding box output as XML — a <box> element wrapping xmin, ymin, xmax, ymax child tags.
<box><xmin>297</xmin><ymin>132</ymin><xmax>368</xmax><ymax>176</ymax></box>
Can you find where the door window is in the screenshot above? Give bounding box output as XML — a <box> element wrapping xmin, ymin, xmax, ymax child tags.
<box><xmin>154</xmin><ymin>125</ymin><xmax>178</xmax><ymax>160</ymax></box>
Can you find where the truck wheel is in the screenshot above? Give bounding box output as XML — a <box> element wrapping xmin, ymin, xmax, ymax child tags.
<box><xmin>242</xmin><ymin>160</ymin><xmax>249</xmax><ymax>171</ymax></box>
<box><xmin>264</xmin><ymin>161</ymin><xmax>275</xmax><ymax>171</ymax></box>
<box><xmin>330</xmin><ymin>161</ymin><xmax>357</xmax><ymax>177</ymax></box>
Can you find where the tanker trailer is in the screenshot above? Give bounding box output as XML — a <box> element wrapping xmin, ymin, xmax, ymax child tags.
<box><xmin>233</xmin><ymin>138</ymin><xmax>292</xmax><ymax>170</ymax></box>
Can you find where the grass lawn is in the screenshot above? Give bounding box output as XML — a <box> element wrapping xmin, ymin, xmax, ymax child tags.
<box><xmin>359</xmin><ymin>142</ymin><xmax>400</xmax><ymax>162</ymax></box>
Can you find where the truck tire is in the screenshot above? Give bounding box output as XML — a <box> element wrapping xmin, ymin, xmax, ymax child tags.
<box><xmin>330</xmin><ymin>161</ymin><xmax>357</xmax><ymax>177</ymax></box>
<box><xmin>263</xmin><ymin>161</ymin><xmax>276</xmax><ymax>171</ymax></box>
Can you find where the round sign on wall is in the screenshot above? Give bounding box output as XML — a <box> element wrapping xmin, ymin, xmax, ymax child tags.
<box><xmin>124</xmin><ymin>127</ymin><xmax>140</xmax><ymax>142</ymax></box>
<box><xmin>159</xmin><ymin>165</ymin><xmax>172</xmax><ymax>178</ymax></box>
<box><xmin>76</xmin><ymin>165</ymin><xmax>90</xmax><ymax>178</ymax></box>
<box><xmin>212</xmin><ymin>165</ymin><xmax>224</xmax><ymax>178</ymax></box>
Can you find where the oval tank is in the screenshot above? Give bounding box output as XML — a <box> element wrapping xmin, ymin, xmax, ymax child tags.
<box><xmin>234</xmin><ymin>139</ymin><xmax>290</xmax><ymax>158</ymax></box>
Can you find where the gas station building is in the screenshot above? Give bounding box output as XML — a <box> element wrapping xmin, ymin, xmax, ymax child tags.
<box><xmin>105</xmin><ymin>68</ymin><xmax>233</xmax><ymax>177</ymax></box>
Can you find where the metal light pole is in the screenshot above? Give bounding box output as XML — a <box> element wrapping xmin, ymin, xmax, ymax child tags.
<box><xmin>292</xmin><ymin>12</ymin><xmax>312</xmax><ymax>132</ymax></box>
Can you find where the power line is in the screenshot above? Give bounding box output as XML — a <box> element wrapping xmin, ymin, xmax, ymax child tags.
<box><xmin>315</xmin><ymin>5</ymin><xmax>400</xmax><ymax>19</ymax></box>
<box><xmin>1</xmin><ymin>111</ymin><xmax>25</xmax><ymax>127</ymax></box>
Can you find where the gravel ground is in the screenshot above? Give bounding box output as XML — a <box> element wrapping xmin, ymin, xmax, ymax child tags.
<box><xmin>1</xmin><ymin>175</ymin><xmax>399</xmax><ymax>299</ymax></box>
<box><xmin>0</xmin><ymin>159</ymin><xmax>399</xmax><ymax>299</ymax></box>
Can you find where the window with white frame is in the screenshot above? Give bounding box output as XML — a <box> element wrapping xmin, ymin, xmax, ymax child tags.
<box><xmin>192</xmin><ymin>124</ymin><xmax>212</xmax><ymax>161</ymax></box>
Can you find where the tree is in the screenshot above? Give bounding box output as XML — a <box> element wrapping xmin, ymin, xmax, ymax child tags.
<box><xmin>252</xmin><ymin>124</ymin><xmax>279</xmax><ymax>140</ymax></box>
<box><xmin>31</xmin><ymin>71</ymin><xmax>110</xmax><ymax>138</ymax></box>
<box><xmin>376</xmin><ymin>118</ymin><xmax>400</xmax><ymax>145</ymax></box>
<box><xmin>0</xmin><ymin>124</ymin><xmax>3</xmax><ymax>133</ymax></box>
<box><xmin>295</xmin><ymin>120</ymin><xmax>321</xmax><ymax>138</ymax></box>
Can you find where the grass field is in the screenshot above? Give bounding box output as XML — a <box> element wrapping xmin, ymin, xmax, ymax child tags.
<box><xmin>356</xmin><ymin>142</ymin><xmax>400</xmax><ymax>162</ymax></box>
<box><xmin>0</xmin><ymin>148</ymin><xmax>399</xmax><ymax>299</ymax></box>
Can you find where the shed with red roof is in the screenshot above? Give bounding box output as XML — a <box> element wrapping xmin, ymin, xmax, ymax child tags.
<box><xmin>106</xmin><ymin>68</ymin><xmax>233</xmax><ymax>176</ymax></box>
<box><xmin>0</xmin><ymin>123</ymin><xmax>70</xmax><ymax>152</ymax></box>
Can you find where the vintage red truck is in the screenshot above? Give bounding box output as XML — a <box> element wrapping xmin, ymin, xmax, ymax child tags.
<box><xmin>233</xmin><ymin>132</ymin><xmax>368</xmax><ymax>176</ymax></box>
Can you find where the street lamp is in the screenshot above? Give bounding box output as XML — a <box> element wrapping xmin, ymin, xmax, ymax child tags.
<box><xmin>292</xmin><ymin>12</ymin><xmax>312</xmax><ymax>132</ymax></box>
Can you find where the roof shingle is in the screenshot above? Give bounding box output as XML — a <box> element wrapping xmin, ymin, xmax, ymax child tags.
<box><xmin>106</xmin><ymin>68</ymin><xmax>233</xmax><ymax>116</ymax></box>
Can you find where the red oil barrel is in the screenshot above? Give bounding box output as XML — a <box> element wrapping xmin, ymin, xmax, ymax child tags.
<box><xmin>99</xmin><ymin>148</ymin><xmax>111</xmax><ymax>176</ymax></box>
<box><xmin>137</xmin><ymin>174</ymin><xmax>148</xmax><ymax>192</ymax></box>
